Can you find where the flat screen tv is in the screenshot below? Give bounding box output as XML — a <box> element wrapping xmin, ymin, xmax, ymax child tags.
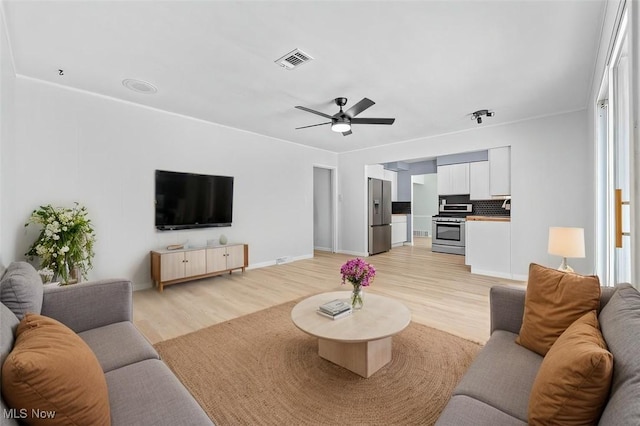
<box><xmin>155</xmin><ymin>170</ymin><xmax>234</xmax><ymax>230</ymax></box>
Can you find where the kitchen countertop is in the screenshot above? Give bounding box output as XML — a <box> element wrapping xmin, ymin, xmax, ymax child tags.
<box><xmin>466</xmin><ymin>215</ymin><xmax>511</xmax><ymax>222</ymax></box>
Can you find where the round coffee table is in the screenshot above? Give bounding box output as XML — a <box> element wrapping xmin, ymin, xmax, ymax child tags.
<box><xmin>291</xmin><ymin>291</ymin><xmax>411</xmax><ymax>378</ymax></box>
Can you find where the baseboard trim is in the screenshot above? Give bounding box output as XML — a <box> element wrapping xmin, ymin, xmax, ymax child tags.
<box><xmin>335</xmin><ymin>249</ymin><xmax>369</xmax><ymax>257</ymax></box>
<box><xmin>133</xmin><ymin>281</ymin><xmax>153</xmax><ymax>291</ymax></box>
<box><xmin>314</xmin><ymin>246</ymin><xmax>333</xmax><ymax>252</ymax></box>
<box><xmin>470</xmin><ymin>268</ymin><xmax>514</xmax><ymax>280</ymax></box>
<box><xmin>248</xmin><ymin>253</ymin><xmax>314</xmax><ymax>270</ymax></box>
<box><xmin>469</xmin><ymin>269</ymin><xmax>526</xmax><ymax>282</ymax></box>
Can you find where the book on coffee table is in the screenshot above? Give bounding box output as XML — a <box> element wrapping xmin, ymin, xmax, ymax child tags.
<box><xmin>319</xmin><ymin>299</ymin><xmax>351</xmax><ymax>315</ymax></box>
<box><xmin>317</xmin><ymin>308</ymin><xmax>352</xmax><ymax>320</ymax></box>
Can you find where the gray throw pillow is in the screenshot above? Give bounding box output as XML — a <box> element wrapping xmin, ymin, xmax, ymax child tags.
<box><xmin>1</xmin><ymin>303</ymin><xmax>19</xmax><ymax>366</ymax></box>
<box><xmin>0</xmin><ymin>262</ymin><xmax>43</xmax><ymax>320</ymax></box>
<box><xmin>598</xmin><ymin>284</ymin><xmax>640</xmax><ymax>425</ymax></box>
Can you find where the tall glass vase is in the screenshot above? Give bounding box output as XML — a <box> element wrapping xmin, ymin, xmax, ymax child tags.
<box><xmin>351</xmin><ymin>286</ymin><xmax>364</xmax><ymax>310</ymax></box>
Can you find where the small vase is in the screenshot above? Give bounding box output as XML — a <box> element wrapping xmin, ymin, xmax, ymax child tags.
<box><xmin>351</xmin><ymin>286</ymin><xmax>364</xmax><ymax>310</ymax></box>
<box><xmin>68</xmin><ymin>266</ymin><xmax>81</xmax><ymax>284</ymax></box>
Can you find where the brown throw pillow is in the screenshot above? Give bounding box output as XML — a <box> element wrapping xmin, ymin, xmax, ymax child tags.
<box><xmin>516</xmin><ymin>263</ymin><xmax>600</xmax><ymax>356</ymax></box>
<box><xmin>528</xmin><ymin>310</ymin><xmax>613</xmax><ymax>425</ymax></box>
<box><xmin>1</xmin><ymin>314</ymin><xmax>110</xmax><ymax>426</ymax></box>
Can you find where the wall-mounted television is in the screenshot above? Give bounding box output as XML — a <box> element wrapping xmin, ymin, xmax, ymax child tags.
<box><xmin>155</xmin><ymin>170</ymin><xmax>234</xmax><ymax>231</ymax></box>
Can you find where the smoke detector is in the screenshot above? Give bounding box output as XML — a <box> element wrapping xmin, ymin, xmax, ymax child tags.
<box><xmin>274</xmin><ymin>48</ymin><xmax>314</xmax><ymax>70</ymax></box>
<box><xmin>122</xmin><ymin>79</ymin><xmax>158</xmax><ymax>94</ymax></box>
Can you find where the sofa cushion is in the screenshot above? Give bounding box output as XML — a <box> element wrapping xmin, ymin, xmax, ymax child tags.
<box><xmin>1</xmin><ymin>314</ymin><xmax>110</xmax><ymax>425</ymax></box>
<box><xmin>436</xmin><ymin>395</ymin><xmax>527</xmax><ymax>426</ymax></box>
<box><xmin>598</xmin><ymin>284</ymin><xmax>640</xmax><ymax>425</ymax></box>
<box><xmin>516</xmin><ymin>263</ymin><xmax>600</xmax><ymax>356</ymax></box>
<box><xmin>0</xmin><ymin>304</ymin><xmax>19</xmax><ymax>367</ymax></box>
<box><xmin>0</xmin><ymin>262</ymin><xmax>43</xmax><ymax>320</ymax></box>
<box><xmin>105</xmin><ymin>359</ymin><xmax>213</xmax><ymax>425</ymax></box>
<box><xmin>528</xmin><ymin>310</ymin><xmax>613</xmax><ymax>425</ymax></box>
<box><xmin>0</xmin><ymin>303</ymin><xmax>20</xmax><ymax>426</ymax></box>
<box><xmin>452</xmin><ymin>330</ymin><xmax>543</xmax><ymax>422</ymax></box>
<box><xmin>78</xmin><ymin>321</ymin><xmax>159</xmax><ymax>373</ymax></box>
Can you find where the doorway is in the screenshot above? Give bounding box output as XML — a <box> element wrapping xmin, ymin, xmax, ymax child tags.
<box><xmin>313</xmin><ymin>166</ymin><xmax>336</xmax><ymax>252</ymax></box>
<box><xmin>596</xmin><ymin>9</ymin><xmax>633</xmax><ymax>285</ymax></box>
<box><xmin>411</xmin><ymin>174</ymin><xmax>438</xmax><ymax>241</ymax></box>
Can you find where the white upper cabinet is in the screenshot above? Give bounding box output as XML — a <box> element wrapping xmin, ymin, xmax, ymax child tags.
<box><xmin>489</xmin><ymin>147</ymin><xmax>511</xmax><ymax>196</ymax></box>
<box><xmin>437</xmin><ymin>163</ymin><xmax>469</xmax><ymax>195</ymax></box>
<box><xmin>470</xmin><ymin>161</ymin><xmax>491</xmax><ymax>200</ymax></box>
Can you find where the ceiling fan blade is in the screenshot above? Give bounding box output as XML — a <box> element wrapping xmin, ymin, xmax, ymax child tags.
<box><xmin>342</xmin><ymin>130</ymin><xmax>353</xmax><ymax>136</ymax></box>
<box><xmin>344</xmin><ymin>98</ymin><xmax>375</xmax><ymax>118</ymax></box>
<box><xmin>295</xmin><ymin>122</ymin><xmax>331</xmax><ymax>130</ymax></box>
<box><xmin>295</xmin><ymin>106</ymin><xmax>333</xmax><ymax>119</ymax></box>
<box><xmin>350</xmin><ymin>117</ymin><xmax>395</xmax><ymax>125</ymax></box>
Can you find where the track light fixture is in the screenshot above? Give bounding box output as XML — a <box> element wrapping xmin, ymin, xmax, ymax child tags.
<box><xmin>471</xmin><ymin>109</ymin><xmax>495</xmax><ymax>124</ymax></box>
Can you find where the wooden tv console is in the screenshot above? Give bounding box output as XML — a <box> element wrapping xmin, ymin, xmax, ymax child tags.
<box><xmin>150</xmin><ymin>243</ymin><xmax>248</xmax><ymax>292</ymax></box>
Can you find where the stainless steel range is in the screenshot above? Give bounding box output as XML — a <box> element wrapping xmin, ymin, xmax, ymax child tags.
<box><xmin>432</xmin><ymin>216</ymin><xmax>466</xmax><ymax>255</ymax></box>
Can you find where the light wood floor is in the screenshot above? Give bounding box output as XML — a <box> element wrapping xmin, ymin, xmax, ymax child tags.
<box><xmin>133</xmin><ymin>238</ymin><xmax>526</xmax><ymax>345</ymax></box>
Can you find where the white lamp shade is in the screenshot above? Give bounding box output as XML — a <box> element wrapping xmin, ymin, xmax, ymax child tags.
<box><xmin>548</xmin><ymin>227</ymin><xmax>585</xmax><ymax>258</ymax></box>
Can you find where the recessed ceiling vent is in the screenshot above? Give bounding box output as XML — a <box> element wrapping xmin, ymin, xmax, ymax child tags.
<box><xmin>274</xmin><ymin>48</ymin><xmax>314</xmax><ymax>70</ymax></box>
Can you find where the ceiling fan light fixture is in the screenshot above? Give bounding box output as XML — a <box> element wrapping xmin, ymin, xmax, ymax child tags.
<box><xmin>295</xmin><ymin>97</ymin><xmax>394</xmax><ymax>136</ymax></box>
<box><xmin>331</xmin><ymin>120</ymin><xmax>351</xmax><ymax>133</ymax></box>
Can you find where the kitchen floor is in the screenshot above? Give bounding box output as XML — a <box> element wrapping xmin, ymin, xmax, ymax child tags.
<box><xmin>413</xmin><ymin>236</ymin><xmax>432</xmax><ymax>249</ymax></box>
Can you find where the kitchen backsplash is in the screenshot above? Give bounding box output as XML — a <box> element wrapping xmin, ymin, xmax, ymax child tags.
<box><xmin>472</xmin><ymin>199</ymin><xmax>510</xmax><ymax>216</ymax></box>
<box><xmin>439</xmin><ymin>195</ymin><xmax>510</xmax><ymax>216</ymax></box>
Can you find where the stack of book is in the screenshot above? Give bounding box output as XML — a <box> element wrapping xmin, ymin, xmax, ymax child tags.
<box><xmin>317</xmin><ymin>299</ymin><xmax>352</xmax><ymax>320</ymax></box>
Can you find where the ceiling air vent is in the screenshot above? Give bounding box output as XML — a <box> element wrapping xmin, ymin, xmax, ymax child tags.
<box><xmin>274</xmin><ymin>49</ymin><xmax>314</xmax><ymax>70</ymax></box>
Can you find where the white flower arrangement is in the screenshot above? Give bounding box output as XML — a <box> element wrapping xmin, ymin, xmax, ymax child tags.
<box><xmin>25</xmin><ymin>203</ymin><xmax>96</xmax><ymax>284</ymax></box>
<box><xmin>37</xmin><ymin>267</ymin><xmax>54</xmax><ymax>284</ymax></box>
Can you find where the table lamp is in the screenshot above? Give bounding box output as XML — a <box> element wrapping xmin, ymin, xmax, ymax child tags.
<box><xmin>547</xmin><ymin>227</ymin><xmax>585</xmax><ymax>272</ymax></box>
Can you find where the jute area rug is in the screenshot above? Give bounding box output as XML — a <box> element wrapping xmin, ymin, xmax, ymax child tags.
<box><xmin>154</xmin><ymin>299</ymin><xmax>481</xmax><ymax>426</ymax></box>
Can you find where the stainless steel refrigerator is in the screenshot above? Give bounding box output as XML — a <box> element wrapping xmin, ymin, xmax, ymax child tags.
<box><xmin>368</xmin><ymin>178</ymin><xmax>392</xmax><ymax>255</ymax></box>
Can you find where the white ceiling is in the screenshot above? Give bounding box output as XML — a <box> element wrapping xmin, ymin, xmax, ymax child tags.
<box><xmin>2</xmin><ymin>0</ymin><xmax>605</xmax><ymax>153</ymax></box>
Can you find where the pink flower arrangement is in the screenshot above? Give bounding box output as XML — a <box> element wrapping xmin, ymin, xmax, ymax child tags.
<box><xmin>340</xmin><ymin>258</ymin><xmax>376</xmax><ymax>288</ymax></box>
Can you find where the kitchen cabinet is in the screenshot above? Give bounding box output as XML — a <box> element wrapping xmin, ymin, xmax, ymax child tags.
<box><xmin>437</xmin><ymin>163</ymin><xmax>469</xmax><ymax>195</ymax></box>
<box><xmin>151</xmin><ymin>244</ymin><xmax>248</xmax><ymax>292</ymax></box>
<box><xmin>469</xmin><ymin>161</ymin><xmax>491</xmax><ymax>200</ymax></box>
<box><xmin>489</xmin><ymin>147</ymin><xmax>511</xmax><ymax>196</ymax></box>
<box><xmin>391</xmin><ymin>215</ymin><xmax>408</xmax><ymax>246</ymax></box>
<box><xmin>465</xmin><ymin>219</ymin><xmax>511</xmax><ymax>278</ymax></box>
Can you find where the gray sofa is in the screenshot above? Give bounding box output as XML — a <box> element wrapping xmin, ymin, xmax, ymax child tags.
<box><xmin>1</xmin><ymin>262</ymin><xmax>213</xmax><ymax>426</ymax></box>
<box><xmin>436</xmin><ymin>284</ymin><xmax>640</xmax><ymax>425</ymax></box>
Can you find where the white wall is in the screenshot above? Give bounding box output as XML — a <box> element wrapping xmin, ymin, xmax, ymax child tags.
<box><xmin>339</xmin><ymin>110</ymin><xmax>592</xmax><ymax>278</ymax></box>
<box><xmin>0</xmin><ymin>5</ymin><xmax>16</xmax><ymax>273</ymax></box>
<box><xmin>4</xmin><ymin>77</ymin><xmax>337</xmax><ymax>287</ymax></box>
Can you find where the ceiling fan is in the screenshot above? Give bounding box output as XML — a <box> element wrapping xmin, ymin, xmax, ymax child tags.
<box><xmin>295</xmin><ymin>97</ymin><xmax>395</xmax><ymax>136</ymax></box>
